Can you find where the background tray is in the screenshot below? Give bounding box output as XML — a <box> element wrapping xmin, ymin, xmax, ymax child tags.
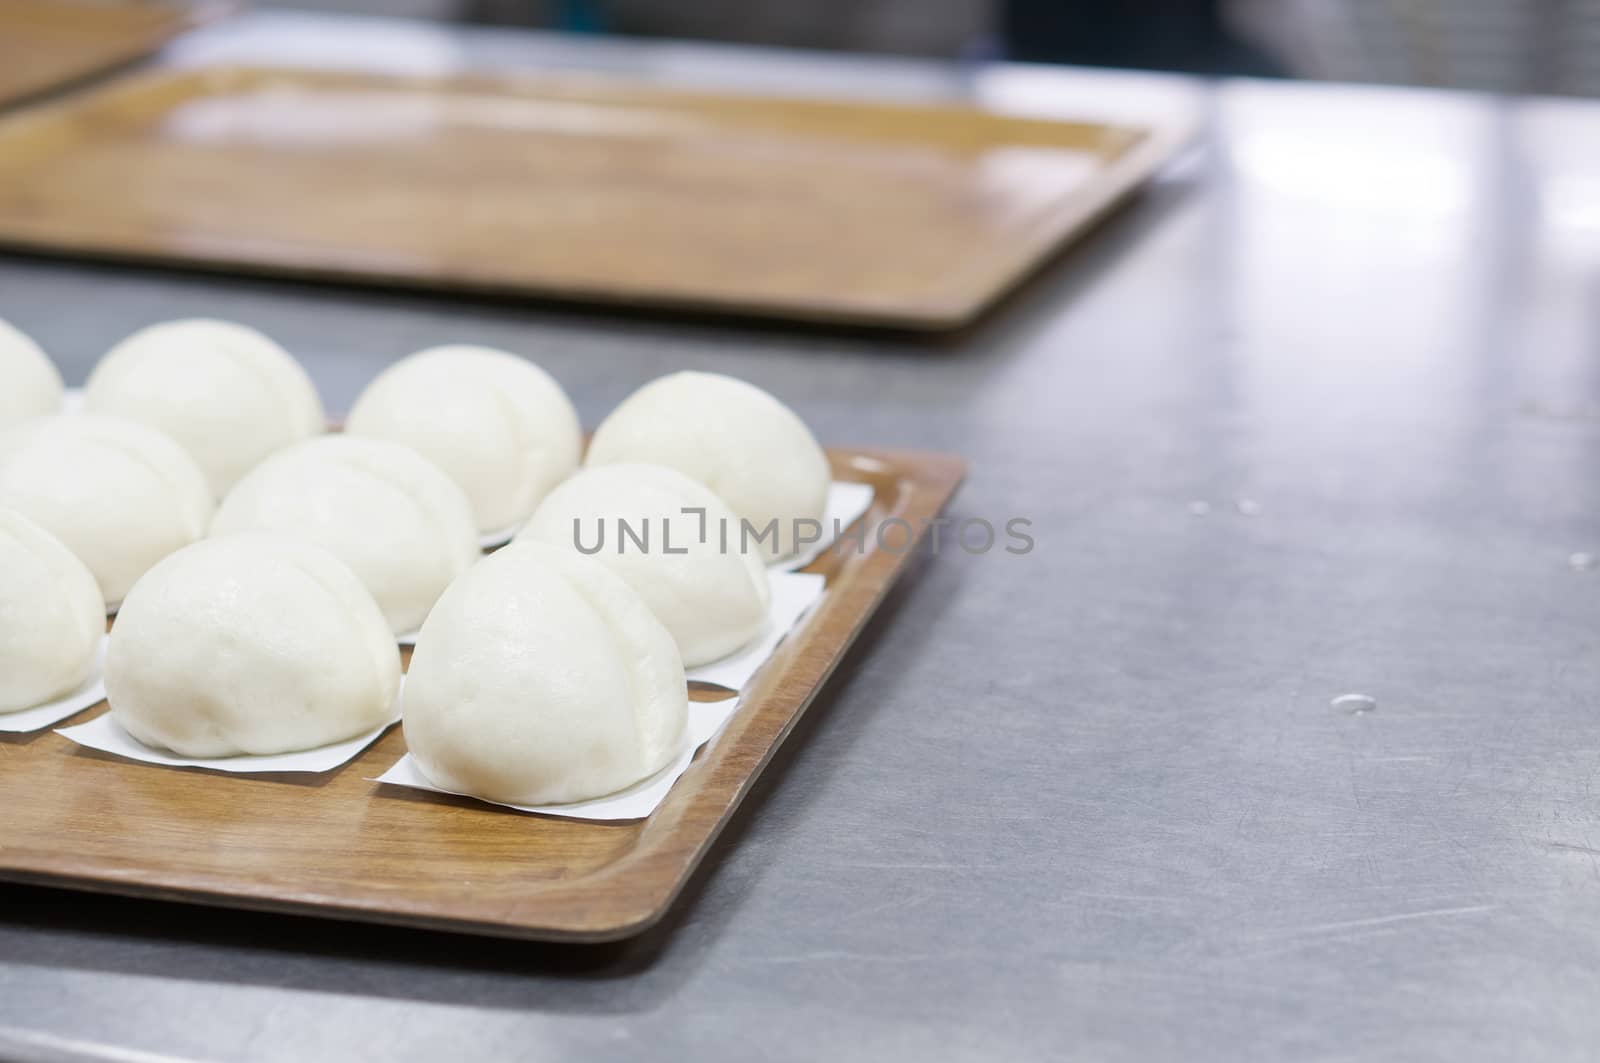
<box><xmin>0</xmin><ymin>64</ymin><xmax>1186</xmax><ymax>328</ymax></box>
<box><xmin>0</xmin><ymin>0</ymin><xmax>210</xmax><ymax>108</ymax></box>
<box><xmin>0</xmin><ymin>447</ymin><xmax>964</xmax><ymax>942</ymax></box>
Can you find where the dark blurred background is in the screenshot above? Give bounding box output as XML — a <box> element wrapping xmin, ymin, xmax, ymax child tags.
<box><xmin>271</xmin><ymin>0</ymin><xmax>1600</xmax><ymax>97</ymax></box>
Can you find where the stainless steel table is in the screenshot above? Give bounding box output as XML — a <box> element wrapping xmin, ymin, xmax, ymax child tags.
<box><xmin>3</xmin><ymin>12</ymin><xmax>1600</xmax><ymax>1061</ymax></box>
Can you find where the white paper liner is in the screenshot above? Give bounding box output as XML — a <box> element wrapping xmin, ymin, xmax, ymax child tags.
<box><xmin>776</xmin><ymin>481</ymin><xmax>876</xmax><ymax>571</ymax></box>
<box><xmin>375</xmin><ymin>693</ymin><xmax>743</xmax><ymax>821</ymax></box>
<box><xmin>685</xmin><ymin>571</ymin><xmax>824</xmax><ymax>690</ymax></box>
<box><xmin>478</xmin><ymin>520</ymin><xmax>523</xmax><ymax>551</ymax></box>
<box><xmin>0</xmin><ymin>636</ymin><xmax>108</xmax><ymax>733</ymax></box>
<box><xmin>56</xmin><ymin>693</ymin><xmax>403</xmax><ymax>774</ymax></box>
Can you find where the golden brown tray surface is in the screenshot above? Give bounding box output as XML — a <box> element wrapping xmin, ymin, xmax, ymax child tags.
<box><xmin>0</xmin><ymin>447</ymin><xmax>964</xmax><ymax>942</ymax></box>
<box><xmin>0</xmin><ymin>64</ymin><xmax>1184</xmax><ymax>328</ymax></box>
<box><xmin>0</xmin><ymin>0</ymin><xmax>207</xmax><ymax>107</ymax></box>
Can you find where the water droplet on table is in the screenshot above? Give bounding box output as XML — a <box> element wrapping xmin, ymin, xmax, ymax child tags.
<box><xmin>1569</xmin><ymin>552</ymin><xmax>1596</xmax><ymax>572</ymax></box>
<box><xmin>1234</xmin><ymin>498</ymin><xmax>1262</xmax><ymax>517</ymax></box>
<box><xmin>1187</xmin><ymin>500</ymin><xmax>1211</xmax><ymax>516</ymax></box>
<box><xmin>1331</xmin><ymin>693</ymin><xmax>1377</xmax><ymax>715</ymax></box>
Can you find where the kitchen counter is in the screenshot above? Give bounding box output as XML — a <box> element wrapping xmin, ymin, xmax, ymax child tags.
<box><xmin>2</xmin><ymin>10</ymin><xmax>1599</xmax><ymax>1060</ymax></box>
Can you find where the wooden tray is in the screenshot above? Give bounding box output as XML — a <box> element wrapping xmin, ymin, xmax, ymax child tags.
<box><xmin>0</xmin><ymin>0</ymin><xmax>211</xmax><ymax>108</ymax></box>
<box><xmin>0</xmin><ymin>64</ymin><xmax>1186</xmax><ymax>329</ymax></box>
<box><xmin>0</xmin><ymin>447</ymin><xmax>964</xmax><ymax>942</ymax></box>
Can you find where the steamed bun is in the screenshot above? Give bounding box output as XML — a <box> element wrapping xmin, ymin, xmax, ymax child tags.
<box><xmin>85</xmin><ymin>319</ymin><xmax>324</xmax><ymax>497</ymax></box>
<box><xmin>0</xmin><ymin>414</ymin><xmax>213</xmax><ymax>605</ymax></box>
<box><xmin>403</xmin><ymin>541</ymin><xmax>687</xmax><ymax>805</ymax></box>
<box><xmin>211</xmin><ymin>435</ymin><xmax>480</xmax><ymax>634</ymax></box>
<box><xmin>0</xmin><ymin>318</ymin><xmax>62</xmax><ymax>429</ymax></box>
<box><xmin>0</xmin><ymin>509</ymin><xmax>104</xmax><ymax>713</ymax></box>
<box><xmin>584</xmin><ymin>371</ymin><xmax>829</xmax><ymax>562</ymax></box>
<box><xmin>518</xmin><ymin>463</ymin><xmax>769</xmax><ymax>666</ymax></box>
<box><xmin>345</xmin><ymin>345</ymin><xmax>580</xmax><ymax>534</ymax></box>
<box><xmin>105</xmin><ymin>534</ymin><xmax>401</xmax><ymax>757</ymax></box>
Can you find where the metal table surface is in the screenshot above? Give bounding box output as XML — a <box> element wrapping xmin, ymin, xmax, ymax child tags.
<box><xmin>2</xmin><ymin>11</ymin><xmax>1600</xmax><ymax>1061</ymax></box>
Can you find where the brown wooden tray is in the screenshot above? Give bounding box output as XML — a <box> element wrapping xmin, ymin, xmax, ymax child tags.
<box><xmin>0</xmin><ymin>64</ymin><xmax>1187</xmax><ymax>329</ymax></box>
<box><xmin>0</xmin><ymin>0</ymin><xmax>212</xmax><ymax>108</ymax></box>
<box><xmin>0</xmin><ymin>447</ymin><xmax>964</xmax><ymax>942</ymax></box>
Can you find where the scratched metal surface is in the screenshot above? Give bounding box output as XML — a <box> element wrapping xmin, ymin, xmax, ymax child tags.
<box><xmin>2</xmin><ymin>12</ymin><xmax>1600</xmax><ymax>1062</ymax></box>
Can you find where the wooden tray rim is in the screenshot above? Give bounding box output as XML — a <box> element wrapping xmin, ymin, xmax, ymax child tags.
<box><xmin>0</xmin><ymin>0</ymin><xmax>229</xmax><ymax>111</ymax></box>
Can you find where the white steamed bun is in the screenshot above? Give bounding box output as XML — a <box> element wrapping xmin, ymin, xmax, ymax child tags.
<box><xmin>345</xmin><ymin>345</ymin><xmax>580</xmax><ymax>534</ymax></box>
<box><xmin>0</xmin><ymin>318</ymin><xmax>62</xmax><ymax>429</ymax></box>
<box><xmin>584</xmin><ymin>371</ymin><xmax>829</xmax><ymax>562</ymax></box>
<box><xmin>403</xmin><ymin>541</ymin><xmax>688</xmax><ymax>805</ymax></box>
<box><xmin>0</xmin><ymin>414</ymin><xmax>212</xmax><ymax>605</ymax></box>
<box><xmin>518</xmin><ymin>463</ymin><xmax>769</xmax><ymax>666</ymax></box>
<box><xmin>0</xmin><ymin>509</ymin><xmax>104</xmax><ymax>713</ymax></box>
<box><xmin>104</xmin><ymin>534</ymin><xmax>401</xmax><ymax>757</ymax></box>
<box><xmin>85</xmin><ymin>318</ymin><xmax>324</xmax><ymax>497</ymax></box>
<box><xmin>212</xmin><ymin>435</ymin><xmax>480</xmax><ymax>634</ymax></box>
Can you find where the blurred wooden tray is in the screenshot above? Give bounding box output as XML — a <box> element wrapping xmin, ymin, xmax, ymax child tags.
<box><xmin>0</xmin><ymin>0</ymin><xmax>211</xmax><ymax>107</ymax></box>
<box><xmin>0</xmin><ymin>64</ymin><xmax>1185</xmax><ymax>328</ymax></box>
<box><xmin>0</xmin><ymin>447</ymin><xmax>964</xmax><ymax>942</ymax></box>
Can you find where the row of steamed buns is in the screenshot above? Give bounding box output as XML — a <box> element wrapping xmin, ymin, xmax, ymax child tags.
<box><xmin>0</xmin><ymin>317</ymin><xmax>832</xmax><ymax>805</ymax></box>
